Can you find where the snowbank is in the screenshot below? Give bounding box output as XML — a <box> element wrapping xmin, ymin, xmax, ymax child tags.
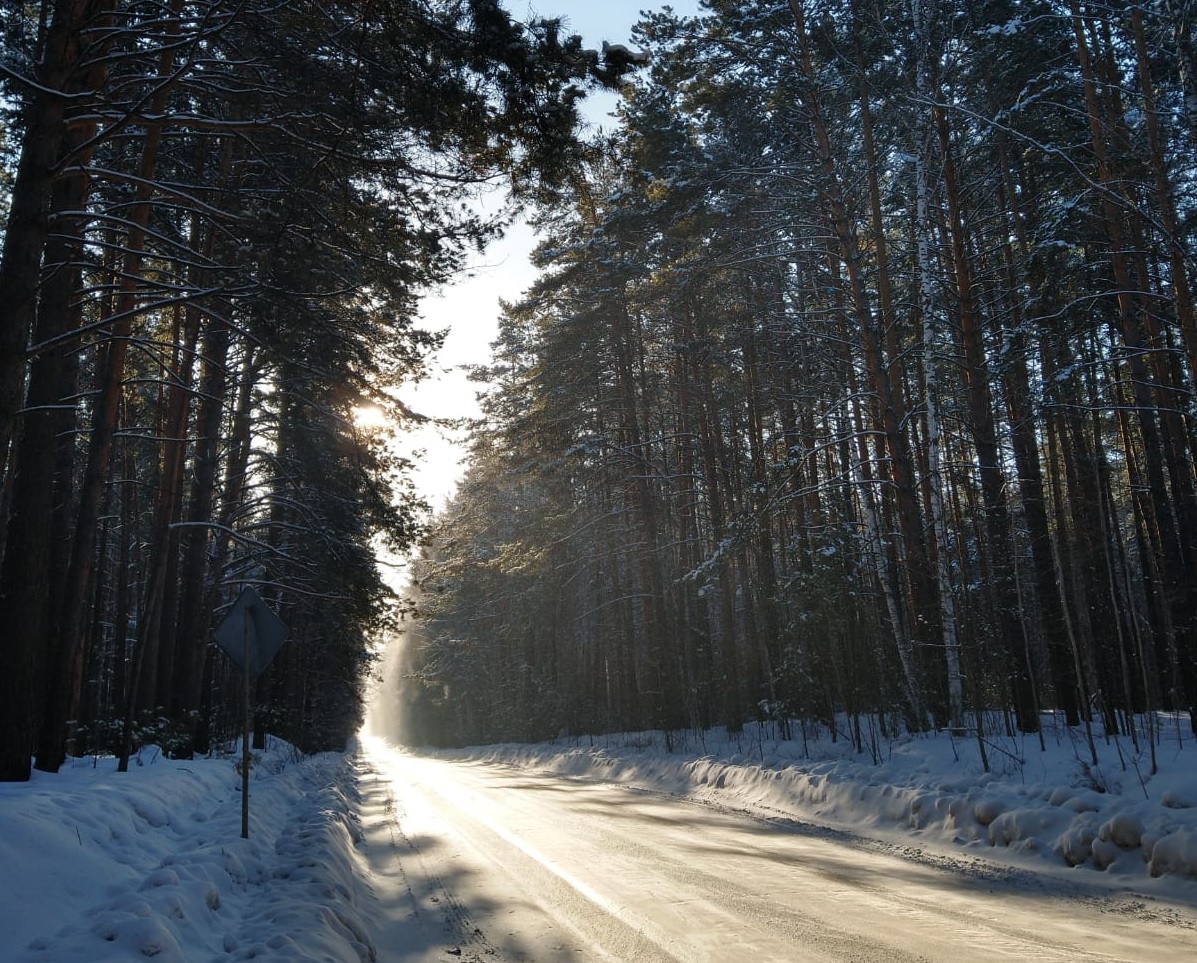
<box><xmin>0</xmin><ymin>741</ymin><xmax>377</xmax><ymax>963</ymax></box>
<box><xmin>4</xmin><ymin>713</ymin><xmax>1195</xmax><ymax>961</ymax></box>
<box><xmin>437</xmin><ymin>713</ymin><xmax>1197</xmax><ymax>888</ymax></box>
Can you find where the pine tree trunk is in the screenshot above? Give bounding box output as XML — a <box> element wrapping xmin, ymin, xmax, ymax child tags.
<box><xmin>1129</xmin><ymin>6</ymin><xmax>1197</xmax><ymax>395</ymax></box>
<box><xmin>172</xmin><ymin>319</ymin><xmax>234</xmax><ymax>718</ymax></box>
<box><xmin>984</xmin><ymin>95</ymin><xmax>1081</xmax><ymax>724</ymax></box>
<box><xmin>611</xmin><ymin>298</ymin><xmax>676</xmax><ymax>728</ymax></box>
<box><xmin>51</xmin><ymin>19</ymin><xmax>180</xmax><ymax>769</ymax></box>
<box><xmin>133</xmin><ymin>300</ymin><xmax>200</xmax><ymax>720</ymax></box>
<box><xmin>910</xmin><ymin>0</ymin><xmax>963</xmax><ymax>731</ymax></box>
<box><xmin>0</xmin><ymin>0</ymin><xmax>111</xmax><ymax>489</ymax></box>
<box><xmin>24</xmin><ymin>131</ymin><xmax>103</xmax><ymax>770</ymax></box>
<box><xmin>789</xmin><ymin>0</ymin><xmax>941</xmax><ymax>720</ymax></box>
<box><xmin>931</xmin><ymin>95</ymin><xmax>1038</xmax><ymax>731</ymax></box>
<box><xmin>0</xmin><ymin>0</ymin><xmax>116</xmax><ymax>782</ymax></box>
<box><xmin>1069</xmin><ymin>0</ymin><xmax>1196</xmax><ymax>725</ymax></box>
<box><xmin>1162</xmin><ymin>0</ymin><xmax>1197</xmax><ymax>140</ymax></box>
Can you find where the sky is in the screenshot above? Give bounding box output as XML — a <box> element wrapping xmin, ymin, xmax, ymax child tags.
<box><xmin>396</xmin><ymin>0</ymin><xmax>704</xmax><ymax>514</ymax></box>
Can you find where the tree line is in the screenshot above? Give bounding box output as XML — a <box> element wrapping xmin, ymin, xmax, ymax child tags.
<box><xmin>0</xmin><ymin>0</ymin><xmax>620</xmax><ymax>781</ymax></box>
<box><xmin>400</xmin><ymin>0</ymin><xmax>1197</xmax><ymax>760</ymax></box>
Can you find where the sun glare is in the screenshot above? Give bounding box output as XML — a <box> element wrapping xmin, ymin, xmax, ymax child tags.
<box><xmin>353</xmin><ymin>405</ymin><xmax>390</xmax><ymax>430</ymax></box>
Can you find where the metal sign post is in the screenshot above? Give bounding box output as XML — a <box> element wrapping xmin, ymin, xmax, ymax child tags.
<box><xmin>213</xmin><ymin>587</ymin><xmax>288</xmax><ymax>840</ymax></box>
<box><xmin>241</xmin><ymin>606</ymin><xmax>254</xmax><ymax>839</ymax></box>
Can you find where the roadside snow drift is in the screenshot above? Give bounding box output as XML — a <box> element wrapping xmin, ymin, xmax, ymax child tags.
<box><xmin>0</xmin><ymin>741</ymin><xmax>377</xmax><ymax>963</ymax></box>
<box><xmin>438</xmin><ymin>713</ymin><xmax>1197</xmax><ymax>887</ymax></box>
<box><xmin>3</xmin><ymin>712</ymin><xmax>1196</xmax><ymax>961</ymax></box>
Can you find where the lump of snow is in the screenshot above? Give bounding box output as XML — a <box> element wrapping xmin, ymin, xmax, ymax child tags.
<box><xmin>908</xmin><ymin>793</ymin><xmax>935</xmax><ymax>829</ymax></box>
<box><xmin>90</xmin><ymin>913</ymin><xmax>186</xmax><ymax>962</ymax></box>
<box><xmin>1091</xmin><ymin>837</ymin><xmax>1120</xmax><ymax>871</ymax></box>
<box><xmin>1056</xmin><ymin>820</ymin><xmax>1098</xmax><ymax>867</ymax></box>
<box><xmin>972</xmin><ymin>797</ymin><xmax>1004</xmax><ymax>827</ymax></box>
<box><xmin>1148</xmin><ymin>829</ymin><xmax>1197</xmax><ymax>878</ymax></box>
<box><xmin>142</xmin><ymin>868</ymin><xmax>180</xmax><ymax>889</ymax></box>
<box><xmin>131</xmin><ymin>798</ymin><xmax>170</xmax><ymax>829</ymax></box>
<box><xmin>989</xmin><ymin>809</ymin><xmax>1059</xmax><ymax>848</ymax></box>
<box><xmin>1063</xmin><ymin>791</ymin><xmax>1103</xmax><ymax>813</ymax></box>
<box><xmin>1098</xmin><ymin>812</ymin><xmax>1145</xmax><ymax>850</ymax></box>
<box><xmin>1047</xmin><ymin>787</ymin><xmax>1075</xmax><ymax>807</ymax></box>
<box><xmin>1161</xmin><ymin>789</ymin><xmax>1196</xmax><ymax>809</ymax></box>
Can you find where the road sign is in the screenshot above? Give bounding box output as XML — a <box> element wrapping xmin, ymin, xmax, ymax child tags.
<box><xmin>213</xmin><ymin>587</ymin><xmax>288</xmax><ymax>678</ymax></box>
<box><xmin>212</xmin><ymin>587</ymin><xmax>288</xmax><ymax>840</ymax></box>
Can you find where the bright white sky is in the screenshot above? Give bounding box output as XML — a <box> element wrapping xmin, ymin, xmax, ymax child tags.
<box><xmin>397</xmin><ymin>0</ymin><xmax>704</xmax><ymax>512</ymax></box>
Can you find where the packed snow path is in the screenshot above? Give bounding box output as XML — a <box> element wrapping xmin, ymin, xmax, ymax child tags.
<box><xmin>360</xmin><ymin>738</ymin><xmax>1195</xmax><ymax>962</ymax></box>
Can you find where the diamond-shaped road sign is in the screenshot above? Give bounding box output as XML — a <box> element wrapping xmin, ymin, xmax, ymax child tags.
<box><xmin>212</xmin><ymin>587</ymin><xmax>288</xmax><ymax>678</ymax></box>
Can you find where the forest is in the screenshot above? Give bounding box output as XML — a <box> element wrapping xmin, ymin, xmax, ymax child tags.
<box><xmin>0</xmin><ymin>0</ymin><xmax>623</xmax><ymax>781</ymax></box>
<box><xmin>4</xmin><ymin>0</ymin><xmax>1196</xmax><ymax>783</ymax></box>
<box><xmin>396</xmin><ymin>0</ymin><xmax>1197</xmax><ymax>757</ymax></box>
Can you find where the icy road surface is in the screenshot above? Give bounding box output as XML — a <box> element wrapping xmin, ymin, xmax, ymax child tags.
<box><xmin>357</xmin><ymin>738</ymin><xmax>1195</xmax><ymax>962</ymax></box>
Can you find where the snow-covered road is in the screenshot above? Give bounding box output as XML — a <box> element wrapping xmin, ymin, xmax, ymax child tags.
<box><xmin>358</xmin><ymin>738</ymin><xmax>1195</xmax><ymax>962</ymax></box>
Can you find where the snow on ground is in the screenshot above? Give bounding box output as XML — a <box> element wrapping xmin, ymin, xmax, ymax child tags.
<box><xmin>0</xmin><ymin>739</ymin><xmax>379</xmax><ymax>962</ymax></box>
<box><xmin>441</xmin><ymin>712</ymin><xmax>1197</xmax><ymax>893</ymax></box>
<box><xmin>2</xmin><ymin>713</ymin><xmax>1196</xmax><ymax>961</ymax></box>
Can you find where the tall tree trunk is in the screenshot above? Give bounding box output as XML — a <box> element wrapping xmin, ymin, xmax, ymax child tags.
<box><xmin>1069</xmin><ymin>0</ymin><xmax>1196</xmax><ymax>725</ymax></box>
<box><xmin>172</xmin><ymin>319</ymin><xmax>234</xmax><ymax>717</ymax></box>
<box><xmin>742</xmin><ymin>301</ymin><xmax>782</xmax><ymax>711</ymax></box>
<box><xmin>1162</xmin><ymin>0</ymin><xmax>1197</xmax><ymax>140</ymax></box>
<box><xmin>24</xmin><ymin>128</ymin><xmax>103</xmax><ymax>769</ymax></box>
<box><xmin>0</xmin><ymin>1</ymin><xmax>115</xmax><ymax>780</ymax></box>
<box><xmin>983</xmin><ymin>81</ymin><xmax>1080</xmax><ymax>723</ymax></box>
<box><xmin>0</xmin><ymin>0</ymin><xmax>111</xmax><ymax>492</ymax></box>
<box><xmin>109</xmin><ymin>432</ymin><xmax>138</xmax><ymax>732</ymax></box>
<box><xmin>1129</xmin><ymin>6</ymin><xmax>1197</xmax><ymax>396</ymax></box>
<box><xmin>789</xmin><ymin>0</ymin><xmax>941</xmax><ymax>721</ymax></box>
<box><xmin>47</xmin><ymin>10</ymin><xmax>182</xmax><ymax>771</ymax></box>
<box><xmin>133</xmin><ymin>300</ymin><xmax>201</xmax><ymax>719</ymax></box>
<box><xmin>910</xmin><ymin>0</ymin><xmax>963</xmax><ymax>731</ymax></box>
<box><xmin>611</xmin><ymin>297</ymin><xmax>676</xmax><ymax>728</ymax></box>
<box><xmin>931</xmin><ymin>90</ymin><xmax>1037</xmax><ymax>731</ymax></box>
